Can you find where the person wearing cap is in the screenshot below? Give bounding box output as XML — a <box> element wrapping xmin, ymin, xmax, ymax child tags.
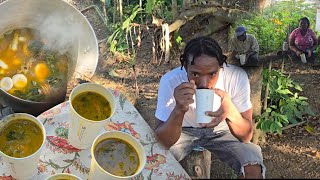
<box><xmin>228</xmin><ymin>26</ymin><xmax>260</xmax><ymax>66</ymax></box>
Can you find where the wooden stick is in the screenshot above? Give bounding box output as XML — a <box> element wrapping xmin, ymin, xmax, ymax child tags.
<box><xmin>282</xmin><ymin>120</ymin><xmax>306</xmax><ymax>131</ymax></box>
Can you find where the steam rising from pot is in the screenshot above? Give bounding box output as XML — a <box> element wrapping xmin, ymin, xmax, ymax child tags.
<box><xmin>35</xmin><ymin>11</ymin><xmax>85</xmax><ymax>55</ymax></box>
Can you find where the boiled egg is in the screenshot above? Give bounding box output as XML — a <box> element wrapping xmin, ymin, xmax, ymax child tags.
<box><xmin>12</xmin><ymin>74</ymin><xmax>28</xmax><ymax>89</ymax></box>
<box><xmin>0</xmin><ymin>77</ymin><xmax>13</xmax><ymax>91</ymax></box>
<box><xmin>0</xmin><ymin>59</ymin><xmax>8</xmax><ymax>69</ymax></box>
<box><xmin>34</xmin><ymin>63</ymin><xmax>49</xmax><ymax>81</ymax></box>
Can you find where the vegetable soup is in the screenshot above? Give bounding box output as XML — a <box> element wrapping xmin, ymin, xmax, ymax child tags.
<box><xmin>0</xmin><ymin>119</ymin><xmax>43</xmax><ymax>158</ymax></box>
<box><xmin>94</xmin><ymin>138</ymin><xmax>140</xmax><ymax>176</ymax></box>
<box><xmin>71</xmin><ymin>91</ymin><xmax>112</xmax><ymax>121</ymax></box>
<box><xmin>0</xmin><ymin>28</ymin><xmax>69</xmax><ymax>102</ymax></box>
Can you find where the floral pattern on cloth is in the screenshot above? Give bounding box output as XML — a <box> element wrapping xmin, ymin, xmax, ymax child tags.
<box><xmin>0</xmin><ymin>89</ymin><xmax>190</xmax><ymax>180</ymax></box>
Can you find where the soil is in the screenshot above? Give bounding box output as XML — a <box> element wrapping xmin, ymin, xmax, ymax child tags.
<box><xmin>1</xmin><ymin>0</ymin><xmax>320</xmax><ymax>178</ymax></box>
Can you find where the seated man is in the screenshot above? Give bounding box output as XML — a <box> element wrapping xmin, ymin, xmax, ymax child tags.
<box><xmin>229</xmin><ymin>26</ymin><xmax>260</xmax><ymax>66</ymax></box>
<box><xmin>154</xmin><ymin>36</ymin><xmax>265</xmax><ymax>179</ymax></box>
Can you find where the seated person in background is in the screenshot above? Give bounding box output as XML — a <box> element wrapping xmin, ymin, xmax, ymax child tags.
<box><xmin>154</xmin><ymin>36</ymin><xmax>265</xmax><ymax>179</ymax></box>
<box><xmin>229</xmin><ymin>26</ymin><xmax>260</xmax><ymax>66</ymax></box>
<box><xmin>289</xmin><ymin>17</ymin><xmax>318</xmax><ymax>63</ymax></box>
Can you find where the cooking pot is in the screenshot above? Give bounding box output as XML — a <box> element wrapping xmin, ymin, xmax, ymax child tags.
<box><xmin>0</xmin><ymin>0</ymin><xmax>99</xmax><ymax>116</ymax></box>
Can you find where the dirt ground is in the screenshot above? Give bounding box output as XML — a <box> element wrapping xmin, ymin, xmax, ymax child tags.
<box><xmin>1</xmin><ymin>0</ymin><xmax>320</xmax><ymax>178</ymax></box>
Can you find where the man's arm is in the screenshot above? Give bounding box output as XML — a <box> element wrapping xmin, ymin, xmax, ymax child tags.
<box><xmin>246</xmin><ymin>35</ymin><xmax>259</xmax><ymax>57</ymax></box>
<box><xmin>154</xmin><ymin>108</ymin><xmax>185</xmax><ymax>149</ymax></box>
<box><xmin>251</xmin><ymin>36</ymin><xmax>259</xmax><ymax>53</ymax></box>
<box><xmin>203</xmin><ymin>89</ymin><xmax>253</xmax><ymax>143</ymax></box>
<box><xmin>310</xmin><ymin>31</ymin><xmax>318</xmax><ymax>52</ymax></box>
<box><xmin>155</xmin><ymin>81</ymin><xmax>196</xmax><ymax>149</ymax></box>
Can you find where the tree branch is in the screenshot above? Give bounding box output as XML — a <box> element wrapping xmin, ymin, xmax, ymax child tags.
<box><xmin>169</xmin><ymin>5</ymin><xmax>250</xmax><ymax>33</ymax></box>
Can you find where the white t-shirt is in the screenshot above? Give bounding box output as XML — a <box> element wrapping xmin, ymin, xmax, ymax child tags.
<box><xmin>155</xmin><ymin>63</ymin><xmax>252</xmax><ymax>130</ymax></box>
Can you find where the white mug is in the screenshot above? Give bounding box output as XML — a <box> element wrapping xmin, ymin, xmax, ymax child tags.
<box><xmin>195</xmin><ymin>89</ymin><xmax>214</xmax><ymax>124</ymax></box>
<box><xmin>0</xmin><ymin>113</ymin><xmax>46</xmax><ymax>180</ymax></box>
<box><xmin>68</xmin><ymin>83</ymin><xmax>116</xmax><ymax>149</ymax></box>
<box><xmin>300</xmin><ymin>53</ymin><xmax>307</xmax><ymax>63</ymax></box>
<box><xmin>239</xmin><ymin>54</ymin><xmax>246</xmax><ymax>65</ymax></box>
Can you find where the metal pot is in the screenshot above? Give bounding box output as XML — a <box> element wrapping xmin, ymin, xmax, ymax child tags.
<box><xmin>0</xmin><ymin>0</ymin><xmax>98</xmax><ymax>116</ymax></box>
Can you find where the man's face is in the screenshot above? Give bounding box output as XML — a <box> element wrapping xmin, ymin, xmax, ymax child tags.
<box><xmin>237</xmin><ymin>33</ymin><xmax>246</xmax><ymax>41</ymax></box>
<box><xmin>186</xmin><ymin>54</ymin><xmax>220</xmax><ymax>89</ymax></box>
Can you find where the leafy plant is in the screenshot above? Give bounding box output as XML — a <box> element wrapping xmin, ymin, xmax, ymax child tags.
<box><xmin>256</xmin><ymin>69</ymin><xmax>315</xmax><ymax>134</ymax></box>
<box><xmin>107</xmin><ymin>5</ymin><xmax>143</xmax><ymax>54</ymax></box>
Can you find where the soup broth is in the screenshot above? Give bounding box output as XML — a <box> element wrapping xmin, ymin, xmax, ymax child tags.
<box><xmin>0</xmin><ymin>28</ymin><xmax>69</xmax><ymax>102</ymax></box>
<box><xmin>72</xmin><ymin>91</ymin><xmax>111</xmax><ymax>121</ymax></box>
<box><xmin>94</xmin><ymin>138</ymin><xmax>139</xmax><ymax>176</ymax></box>
<box><xmin>48</xmin><ymin>175</ymin><xmax>78</xmax><ymax>180</ymax></box>
<box><xmin>0</xmin><ymin>119</ymin><xmax>43</xmax><ymax>158</ymax></box>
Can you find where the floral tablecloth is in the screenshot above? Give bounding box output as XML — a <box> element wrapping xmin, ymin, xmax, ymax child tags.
<box><xmin>0</xmin><ymin>90</ymin><xmax>190</xmax><ymax>180</ymax></box>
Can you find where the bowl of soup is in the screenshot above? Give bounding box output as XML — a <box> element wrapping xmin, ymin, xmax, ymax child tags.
<box><xmin>45</xmin><ymin>173</ymin><xmax>83</xmax><ymax>180</ymax></box>
<box><xmin>89</xmin><ymin>131</ymin><xmax>146</xmax><ymax>180</ymax></box>
<box><xmin>0</xmin><ymin>113</ymin><xmax>46</xmax><ymax>179</ymax></box>
<box><xmin>0</xmin><ymin>0</ymin><xmax>98</xmax><ymax>116</ymax></box>
<box><xmin>68</xmin><ymin>83</ymin><xmax>116</xmax><ymax>149</ymax></box>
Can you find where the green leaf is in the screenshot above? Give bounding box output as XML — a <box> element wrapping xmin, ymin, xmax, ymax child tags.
<box><xmin>276</xmin><ymin>89</ymin><xmax>292</xmax><ymax>95</ymax></box>
<box><xmin>276</xmin><ymin>127</ymin><xmax>282</xmax><ymax>134</ymax></box>
<box><xmin>304</xmin><ymin>125</ymin><xmax>315</xmax><ymax>135</ymax></box>
<box><xmin>304</xmin><ymin>106</ymin><xmax>315</xmax><ymax>116</ymax></box>
<box><xmin>288</xmin><ymin>118</ymin><xmax>298</xmax><ymax>124</ymax></box>
<box><xmin>294</xmin><ymin>111</ymin><xmax>303</xmax><ymax>120</ymax></box>
<box><xmin>176</xmin><ymin>36</ymin><xmax>183</xmax><ymax>44</ymax></box>
<box><xmin>295</xmin><ymin>84</ymin><xmax>302</xmax><ymax>91</ymax></box>
<box><xmin>270</xmin><ymin>123</ymin><xmax>276</xmax><ymax>133</ymax></box>
<box><xmin>298</xmin><ymin>96</ymin><xmax>308</xmax><ymax>100</ymax></box>
<box><xmin>146</xmin><ymin>0</ymin><xmax>155</xmax><ymax>14</ymax></box>
<box><xmin>266</xmin><ymin>107</ymin><xmax>272</xmax><ymax>113</ymax></box>
<box><xmin>276</xmin><ymin>121</ymin><xmax>283</xmax><ymax>128</ymax></box>
<box><xmin>108</xmin><ymin>69</ymin><xmax>120</xmax><ymax>77</ymax></box>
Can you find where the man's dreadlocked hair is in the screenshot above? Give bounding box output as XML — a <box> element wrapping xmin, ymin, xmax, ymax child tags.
<box><xmin>180</xmin><ymin>36</ymin><xmax>227</xmax><ymax>70</ymax></box>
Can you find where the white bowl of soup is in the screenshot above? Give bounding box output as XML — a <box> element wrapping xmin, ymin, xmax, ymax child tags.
<box><xmin>0</xmin><ymin>0</ymin><xmax>98</xmax><ymax>116</ymax></box>
<box><xmin>0</xmin><ymin>113</ymin><xmax>46</xmax><ymax>179</ymax></box>
<box><xmin>45</xmin><ymin>173</ymin><xmax>83</xmax><ymax>180</ymax></box>
<box><xmin>89</xmin><ymin>131</ymin><xmax>147</xmax><ymax>180</ymax></box>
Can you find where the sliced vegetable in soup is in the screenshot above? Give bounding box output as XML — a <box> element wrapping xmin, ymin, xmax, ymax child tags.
<box><xmin>94</xmin><ymin>138</ymin><xmax>139</xmax><ymax>176</ymax></box>
<box><xmin>0</xmin><ymin>119</ymin><xmax>43</xmax><ymax>158</ymax></box>
<box><xmin>72</xmin><ymin>91</ymin><xmax>111</xmax><ymax>121</ymax></box>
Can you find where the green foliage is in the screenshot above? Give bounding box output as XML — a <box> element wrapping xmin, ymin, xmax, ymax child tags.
<box><xmin>107</xmin><ymin>5</ymin><xmax>143</xmax><ymax>54</ymax></box>
<box><xmin>256</xmin><ymin>69</ymin><xmax>315</xmax><ymax>134</ymax></box>
<box><xmin>237</xmin><ymin>0</ymin><xmax>317</xmax><ymax>54</ymax></box>
<box><xmin>175</xmin><ymin>36</ymin><xmax>183</xmax><ymax>46</ymax></box>
<box><xmin>145</xmin><ymin>0</ymin><xmax>173</xmax><ymax>20</ymax></box>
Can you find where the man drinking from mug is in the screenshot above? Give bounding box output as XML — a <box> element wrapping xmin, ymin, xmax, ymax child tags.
<box><xmin>154</xmin><ymin>36</ymin><xmax>265</xmax><ymax>179</ymax></box>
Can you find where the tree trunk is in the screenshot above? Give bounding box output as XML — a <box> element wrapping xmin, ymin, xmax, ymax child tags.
<box><xmin>180</xmin><ymin>150</ymin><xmax>211</xmax><ymax>179</ymax></box>
<box><xmin>113</xmin><ymin>0</ymin><xmax>117</xmax><ymax>23</ymax></box>
<box><xmin>119</xmin><ymin>0</ymin><xmax>123</xmax><ymax>22</ymax></box>
<box><xmin>183</xmin><ymin>0</ymin><xmax>191</xmax><ymax>7</ymax></box>
<box><xmin>172</xmin><ymin>0</ymin><xmax>178</xmax><ymax>20</ymax></box>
